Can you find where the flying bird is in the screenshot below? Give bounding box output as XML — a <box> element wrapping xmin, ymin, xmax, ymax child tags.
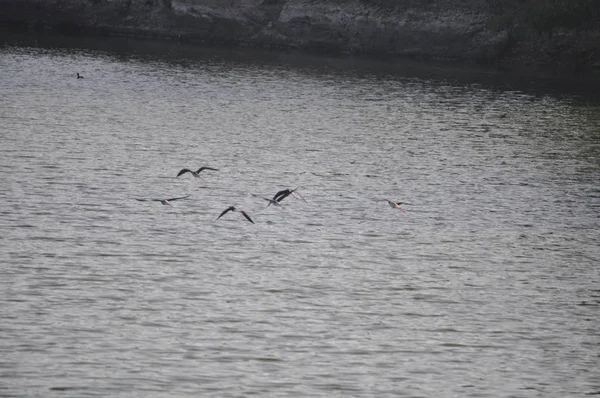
<box><xmin>135</xmin><ymin>195</ymin><xmax>190</xmax><ymax>206</ymax></box>
<box><xmin>216</xmin><ymin>206</ymin><xmax>255</xmax><ymax>223</ymax></box>
<box><xmin>385</xmin><ymin>200</ymin><xmax>408</xmax><ymax>213</ymax></box>
<box><xmin>271</xmin><ymin>187</ymin><xmax>307</xmax><ymax>205</ymax></box>
<box><xmin>251</xmin><ymin>193</ymin><xmax>283</xmax><ymax>207</ymax></box>
<box><xmin>176</xmin><ymin>167</ymin><xmax>219</xmax><ymax>178</ymax></box>
<box><xmin>77</xmin><ymin>73</ymin><xmax>84</xmax><ymax>79</ymax></box>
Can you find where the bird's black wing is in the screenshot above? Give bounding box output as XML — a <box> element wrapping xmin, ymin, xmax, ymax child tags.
<box><xmin>252</xmin><ymin>193</ymin><xmax>281</xmax><ymax>207</ymax></box>
<box><xmin>216</xmin><ymin>206</ymin><xmax>235</xmax><ymax>221</ymax></box>
<box><xmin>167</xmin><ymin>195</ymin><xmax>191</xmax><ymax>202</ymax></box>
<box><xmin>272</xmin><ymin>189</ymin><xmax>287</xmax><ymax>201</ymax></box>
<box><xmin>136</xmin><ymin>198</ymin><xmax>167</xmax><ymax>203</ymax></box>
<box><xmin>196</xmin><ymin>167</ymin><xmax>219</xmax><ymax>173</ymax></box>
<box><xmin>177</xmin><ymin>169</ymin><xmax>193</xmax><ymax>177</ymax></box>
<box><xmin>273</xmin><ymin>189</ymin><xmax>292</xmax><ymax>202</ymax></box>
<box><xmin>240</xmin><ymin>211</ymin><xmax>255</xmax><ymax>224</ymax></box>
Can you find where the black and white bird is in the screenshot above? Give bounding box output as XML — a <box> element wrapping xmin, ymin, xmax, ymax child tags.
<box><xmin>271</xmin><ymin>187</ymin><xmax>306</xmax><ymax>206</ymax></box>
<box><xmin>216</xmin><ymin>206</ymin><xmax>255</xmax><ymax>224</ymax></box>
<box><xmin>135</xmin><ymin>195</ymin><xmax>190</xmax><ymax>206</ymax></box>
<box><xmin>176</xmin><ymin>167</ymin><xmax>218</xmax><ymax>178</ymax></box>
<box><xmin>385</xmin><ymin>200</ymin><xmax>408</xmax><ymax>213</ymax></box>
<box><xmin>251</xmin><ymin>193</ymin><xmax>283</xmax><ymax>207</ymax></box>
<box><xmin>77</xmin><ymin>73</ymin><xmax>84</xmax><ymax>79</ymax></box>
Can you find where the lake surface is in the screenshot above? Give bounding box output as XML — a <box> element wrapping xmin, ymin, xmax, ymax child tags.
<box><xmin>1</xmin><ymin>34</ymin><xmax>599</xmax><ymax>397</ymax></box>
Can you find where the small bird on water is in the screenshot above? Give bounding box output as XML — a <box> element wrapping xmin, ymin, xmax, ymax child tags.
<box><xmin>135</xmin><ymin>195</ymin><xmax>190</xmax><ymax>206</ymax></box>
<box><xmin>176</xmin><ymin>167</ymin><xmax>218</xmax><ymax>178</ymax></box>
<box><xmin>77</xmin><ymin>73</ymin><xmax>84</xmax><ymax>79</ymax></box>
<box><xmin>216</xmin><ymin>206</ymin><xmax>255</xmax><ymax>224</ymax></box>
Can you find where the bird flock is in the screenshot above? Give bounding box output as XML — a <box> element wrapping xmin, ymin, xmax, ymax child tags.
<box><xmin>135</xmin><ymin>166</ymin><xmax>409</xmax><ymax>224</ymax></box>
<box><xmin>77</xmin><ymin>72</ymin><xmax>410</xmax><ymax>223</ymax></box>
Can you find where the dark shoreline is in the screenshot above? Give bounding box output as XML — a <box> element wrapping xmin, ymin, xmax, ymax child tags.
<box><xmin>1</xmin><ymin>0</ymin><xmax>599</xmax><ymax>82</ymax></box>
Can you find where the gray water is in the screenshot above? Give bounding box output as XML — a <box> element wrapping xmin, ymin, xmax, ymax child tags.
<box><xmin>1</xmin><ymin>35</ymin><xmax>599</xmax><ymax>398</ymax></box>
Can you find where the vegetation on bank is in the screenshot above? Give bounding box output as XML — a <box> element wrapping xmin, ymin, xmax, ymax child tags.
<box><xmin>487</xmin><ymin>0</ymin><xmax>599</xmax><ymax>71</ymax></box>
<box><xmin>356</xmin><ymin>0</ymin><xmax>599</xmax><ymax>36</ymax></box>
<box><xmin>490</xmin><ymin>0</ymin><xmax>599</xmax><ymax>35</ymax></box>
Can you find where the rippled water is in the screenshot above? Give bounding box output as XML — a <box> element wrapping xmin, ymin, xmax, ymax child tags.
<box><xmin>1</xmin><ymin>35</ymin><xmax>599</xmax><ymax>397</ymax></box>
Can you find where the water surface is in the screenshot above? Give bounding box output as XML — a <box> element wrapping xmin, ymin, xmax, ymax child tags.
<box><xmin>1</xmin><ymin>35</ymin><xmax>599</xmax><ymax>397</ymax></box>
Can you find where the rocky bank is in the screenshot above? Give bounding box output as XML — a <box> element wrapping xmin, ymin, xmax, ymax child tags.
<box><xmin>1</xmin><ymin>0</ymin><xmax>599</xmax><ymax>75</ymax></box>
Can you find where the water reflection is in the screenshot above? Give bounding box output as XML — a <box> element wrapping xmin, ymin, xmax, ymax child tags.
<box><xmin>3</xmin><ymin>32</ymin><xmax>600</xmax><ymax>102</ymax></box>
